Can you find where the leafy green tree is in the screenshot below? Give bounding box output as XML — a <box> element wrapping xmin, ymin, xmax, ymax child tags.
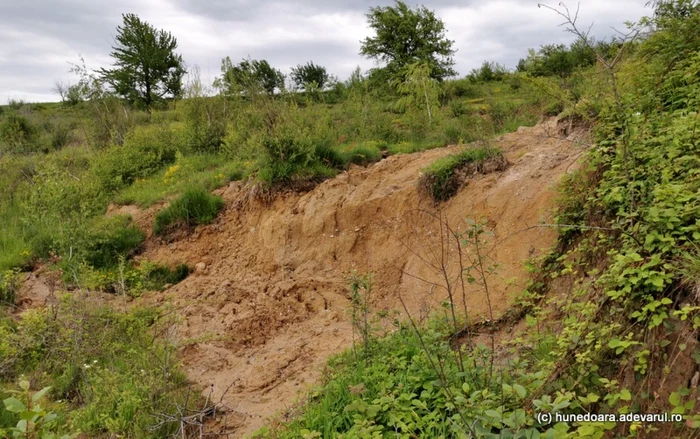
<box><xmin>466</xmin><ymin>61</ymin><xmax>509</xmax><ymax>83</ymax></box>
<box><xmin>393</xmin><ymin>62</ymin><xmax>440</xmax><ymax>125</ymax></box>
<box><xmin>360</xmin><ymin>0</ymin><xmax>456</xmax><ymax>81</ymax></box>
<box><xmin>290</xmin><ymin>62</ymin><xmax>330</xmax><ymax>90</ymax></box>
<box><xmin>215</xmin><ymin>57</ymin><xmax>285</xmax><ymax>96</ymax></box>
<box><xmin>516</xmin><ymin>39</ymin><xmax>596</xmax><ymax>77</ymax></box>
<box><xmin>99</xmin><ymin>13</ymin><xmax>186</xmax><ymax>110</ymax></box>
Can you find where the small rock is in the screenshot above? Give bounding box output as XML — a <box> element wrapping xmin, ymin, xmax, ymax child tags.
<box><xmin>195</xmin><ymin>262</ymin><xmax>207</xmax><ymax>273</ymax></box>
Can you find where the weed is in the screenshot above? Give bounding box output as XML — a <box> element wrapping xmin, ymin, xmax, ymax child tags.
<box><xmin>420</xmin><ymin>146</ymin><xmax>506</xmax><ymax>201</ymax></box>
<box><xmin>154</xmin><ymin>188</ymin><xmax>224</xmax><ymax>236</ymax></box>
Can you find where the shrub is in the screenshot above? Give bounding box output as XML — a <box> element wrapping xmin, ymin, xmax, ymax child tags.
<box><xmin>448</xmin><ymin>100</ymin><xmax>468</xmax><ymax>117</ymax></box>
<box><xmin>256</xmin><ymin>132</ymin><xmax>336</xmax><ymax>185</ymax></box>
<box><xmin>441</xmin><ymin>78</ymin><xmax>475</xmax><ymax>101</ymax></box>
<box><xmin>0</xmin><ymin>269</ymin><xmax>21</xmax><ymax>307</ymax></box>
<box><xmin>314</xmin><ymin>142</ymin><xmax>347</xmax><ymax>169</ymax></box>
<box><xmin>154</xmin><ymin>188</ymin><xmax>224</xmax><ymax>235</ymax></box>
<box><xmin>0</xmin><ymin>298</ymin><xmax>194</xmax><ymax>437</ymax></box>
<box><xmin>466</xmin><ymin>61</ymin><xmax>509</xmax><ymax>83</ymax></box>
<box><xmin>79</xmin><ymin>215</ymin><xmax>145</xmax><ymax>268</ymax></box>
<box><xmin>0</xmin><ymin>113</ymin><xmax>37</xmax><ymax>154</ymax></box>
<box><xmin>420</xmin><ymin>146</ymin><xmax>507</xmax><ymax>201</ymax></box>
<box><xmin>74</xmin><ymin>260</ymin><xmax>190</xmax><ymax>296</ymax></box>
<box><xmin>91</xmin><ymin>125</ymin><xmax>178</xmax><ymax>192</ymax></box>
<box><xmin>182</xmin><ymin>95</ymin><xmax>228</xmax><ymax>152</ymax></box>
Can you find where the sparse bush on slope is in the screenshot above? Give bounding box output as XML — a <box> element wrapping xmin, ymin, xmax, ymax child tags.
<box><xmin>91</xmin><ymin>124</ymin><xmax>179</xmax><ymax>192</ymax></box>
<box><xmin>154</xmin><ymin>187</ymin><xmax>224</xmax><ymax>236</ymax></box>
<box><xmin>420</xmin><ymin>146</ymin><xmax>507</xmax><ymax>201</ymax></box>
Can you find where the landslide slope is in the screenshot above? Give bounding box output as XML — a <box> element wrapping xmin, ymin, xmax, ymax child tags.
<box><xmin>136</xmin><ymin>118</ymin><xmax>588</xmax><ymax>436</ymax></box>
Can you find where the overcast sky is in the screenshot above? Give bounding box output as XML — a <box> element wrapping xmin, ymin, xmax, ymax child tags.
<box><xmin>0</xmin><ymin>0</ymin><xmax>651</xmax><ymax>103</ymax></box>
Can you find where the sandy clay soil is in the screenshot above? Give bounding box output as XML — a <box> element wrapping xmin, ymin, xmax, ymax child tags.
<box><xmin>38</xmin><ymin>118</ymin><xmax>589</xmax><ymax>437</ymax></box>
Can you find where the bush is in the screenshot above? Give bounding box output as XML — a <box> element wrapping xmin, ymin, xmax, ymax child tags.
<box><xmin>420</xmin><ymin>146</ymin><xmax>506</xmax><ymax>201</ymax></box>
<box><xmin>79</xmin><ymin>215</ymin><xmax>145</xmax><ymax>268</ymax></box>
<box><xmin>0</xmin><ymin>269</ymin><xmax>20</xmax><ymax>307</ymax></box>
<box><xmin>0</xmin><ymin>113</ymin><xmax>37</xmax><ymax>154</ymax></box>
<box><xmin>256</xmin><ymin>132</ymin><xmax>337</xmax><ymax>185</ymax></box>
<box><xmin>314</xmin><ymin>142</ymin><xmax>347</xmax><ymax>169</ymax></box>
<box><xmin>91</xmin><ymin>125</ymin><xmax>178</xmax><ymax>192</ymax></box>
<box><xmin>466</xmin><ymin>61</ymin><xmax>509</xmax><ymax>83</ymax></box>
<box><xmin>182</xmin><ymin>95</ymin><xmax>228</xmax><ymax>152</ymax></box>
<box><xmin>154</xmin><ymin>188</ymin><xmax>224</xmax><ymax>235</ymax></box>
<box><xmin>73</xmin><ymin>260</ymin><xmax>190</xmax><ymax>296</ymax></box>
<box><xmin>0</xmin><ymin>298</ymin><xmax>194</xmax><ymax>437</ymax></box>
<box><xmin>441</xmin><ymin>78</ymin><xmax>476</xmax><ymax>101</ymax></box>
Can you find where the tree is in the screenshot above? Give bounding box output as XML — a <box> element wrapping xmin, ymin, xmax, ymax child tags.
<box><xmin>215</xmin><ymin>57</ymin><xmax>285</xmax><ymax>96</ymax></box>
<box><xmin>290</xmin><ymin>62</ymin><xmax>330</xmax><ymax>90</ymax></box>
<box><xmin>99</xmin><ymin>13</ymin><xmax>186</xmax><ymax>110</ymax></box>
<box><xmin>360</xmin><ymin>1</ymin><xmax>456</xmax><ymax>81</ymax></box>
<box><xmin>52</xmin><ymin>80</ymin><xmax>68</xmax><ymax>104</ymax></box>
<box><xmin>393</xmin><ymin>62</ymin><xmax>439</xmax><ymax>125</ymax></box>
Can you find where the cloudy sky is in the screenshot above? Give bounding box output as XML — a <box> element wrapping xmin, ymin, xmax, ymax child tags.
<box><xmin>1</xmin><ymin>0</ymin><xmax>651</xmax><ymax>103</ymax></box>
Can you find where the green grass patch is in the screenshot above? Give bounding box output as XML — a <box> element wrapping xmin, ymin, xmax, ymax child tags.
<box><xmin>153</xmin><ymin>188</ymin><xmax>224</xmax><ymax>236</ymax></box>
<box><xmin>420</xmin><ymin>146</ymin><xmax>506</xmax><ymax>201</ymax></box>
<box><xmin>340</xmin><ymin>142</ymin><xmax>384</xmax><ymax>165</ymax></box>
<box><xmin>386</xmin><ymin>140</ymin><xmax>444</xmax><ymax>155</ymax></box>
<box><xmin>114</xmin><ymin>153</ymin><xmax>245</xmax><ymax>208</ymax></box>
<box><xmin>78</xmin><ymin>215</ymin><xmax>145</xmax><ymax>268</ymax></box>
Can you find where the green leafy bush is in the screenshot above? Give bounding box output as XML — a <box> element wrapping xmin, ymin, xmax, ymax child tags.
<box><xmin>420</xmin><ymin>146</ymin><xmax>506</xmax><ymax>201</ymax></box>
<box><xmin>91</xmin><ymin>125</ymin><xmax>178</xmax><ymax>192</ymax></box>
<box><xmin>0</xmin><ymin>298</ymin><xmax>194</xmax><ymax>438</ymax></box>
<box><xmin>256</xmin><ymin>132</ymin><xmax>337</xmax><ymax>185</ymax></box>
<box><xmin>0</xmin><ymin>269</ymin><xmax>21</xmax><ymax>307</ymax></box>
<box><xmin>73</xmin><ymin>260</ymin><xmax>190</xmax><ymax>296</ymax></box>
<box><xmin>78</xmin><ymin>215</ymin><xmax>145</xmax><ymax>268</ymax></box>
<box><xmin>0</xmin><ymin>113</ymin><xmax>37</xmax><ymax>154</ymax></box>
<box><xmin>154</xmin><ymin>188</ymin><xmax>224</xmax><ymax>235</ymax></box>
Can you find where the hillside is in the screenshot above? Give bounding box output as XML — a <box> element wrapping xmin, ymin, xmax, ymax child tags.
<box><xmin>100</xmin><ymin>118</ymin><xmax>582</xmax><ymax>436</ymax></box>
<box><xmin>2</xmin><ymin>2</ymin><xmax>700</xmax><ymax>438</ymax></box>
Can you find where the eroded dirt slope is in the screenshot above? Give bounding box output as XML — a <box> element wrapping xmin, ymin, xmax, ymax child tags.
<box><xmin>133</xmin><ymin>118</ymin><xmax>588</xmax><ymax>436</ymax></box>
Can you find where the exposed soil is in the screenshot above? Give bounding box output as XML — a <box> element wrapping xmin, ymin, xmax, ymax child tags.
<box><xmin>125</xmin><ymin>118</ymin><xmax>588</xmax><ymax>436</ymax></box>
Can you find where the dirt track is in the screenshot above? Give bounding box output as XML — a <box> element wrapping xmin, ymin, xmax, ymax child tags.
<box><xmin>131</xmin><ymin>118</ymin><xmax>588</xmax><ymax>436</ymax></box>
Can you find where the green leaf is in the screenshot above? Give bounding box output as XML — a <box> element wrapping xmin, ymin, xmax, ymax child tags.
<box><xmin>669</xmin><ymin>391</ymin><xmax>681</xmax><ymax>406</ymax></box>
<box><xmin>619</xmin><ymin>389</ymin><xmax>632</xmax><ymax>401</ymax></box>
<box><xmin>16</xmin><ymin>420</ymin><xmax>28</xmax><ymax>433</ymax></box>
<box><xmin>3</xmin><ymin>397</ymin><xmax>26</xmax><ymax>413</ymax></box>
<box><xmin>31</xmin><ymin>386</ymin><xmax>51</xmax><ymax>403</ymax></box>
<box><xmin>462</xmin><ymin>382</ymin><xmax>470</xmax><ymax>394</ymax></box>
<box><xmin>513</xmin><ymin>384</ymin><xmax>527</xmax><ymax>399</ymax></box>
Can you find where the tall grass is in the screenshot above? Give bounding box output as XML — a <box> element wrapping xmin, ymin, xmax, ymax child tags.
<box><xmin>153</xmin><ymin>188</ymin><xmax>225</xmax><ymax>236</ymax></box>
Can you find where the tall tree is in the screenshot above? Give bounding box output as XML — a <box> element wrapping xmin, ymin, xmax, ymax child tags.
<box><xmin>99</xmin><ymin>14</ymin><xmax>186</xmax><ymax>110</ymax></box>
<box><xmin>360</xmin><ymin>1</ymin><xmax>456</xmax><ymax>81</ymax></box>
<box><xmin>215</xmin><ymin>57</ymin><xmax>285</xmax><ymax>96</ymax></box>
<box><xmin>290</xmin><ymin>62</ymin><xmax>330</xmax><ymax>90</ymax></box>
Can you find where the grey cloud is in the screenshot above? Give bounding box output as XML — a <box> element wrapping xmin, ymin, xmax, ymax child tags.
<box><xmin>0</xmin><ymin>0</ymin><xmax>652</xmax><ymax>103</ymax></box>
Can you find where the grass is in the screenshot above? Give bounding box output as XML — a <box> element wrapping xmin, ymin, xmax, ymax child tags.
<box><xmin>0</xmin><ymin>297</ymin><xmax>196</xmax><ymax>437</ymax></box>
<box><xmin>420</xmin><ymin>146</ymin><xmax>505</xmax><ymax>201</ymax></box>
<box><xmin>153</xmin><ymin>187</ymin><xmax>225</xmax><ymax>236</ymax></box>
<box><xmin>115</xmin><ymin>153</ymin><xmax>245</xmax><ymax>208</ymax></box>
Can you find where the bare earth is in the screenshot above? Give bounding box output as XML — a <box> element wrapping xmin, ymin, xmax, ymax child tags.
<box><xmin>116</xmin><ymin>119</ymin><xmax>587</xmax><ymax>436</ymax></box>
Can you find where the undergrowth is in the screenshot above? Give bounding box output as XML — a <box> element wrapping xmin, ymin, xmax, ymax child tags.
<box><xmin>260</xmin><ymin>3</ymin><xmax>700</xmax><ymax>438</ymax></box>
<box><xmin>153</xmin><ymin>188</ymin><xmax>225</xmax><ymax>236</ymax></box>
<box><xmin>0</xmin><ymin>296</ymin><xmax>197</xmax><ymax>438</ymax></box>
<box><xmin>420</xmin><ymin>146</ymin><xmax>506</xmax><ymax>201</ymax></box>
